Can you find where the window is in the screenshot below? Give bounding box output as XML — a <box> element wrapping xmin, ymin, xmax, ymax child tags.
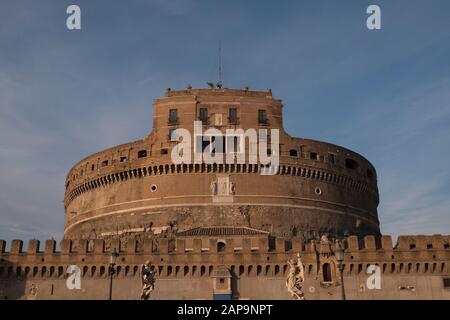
<box><xmin>217</xmin><ymin>241</ymin><xmax>226</xmax><ymax>252</ymax></box>
<box><xmin>322</xmin><ymin>263</ymin><xmax>332</xmax><ymax>282</ymax></box>
<box><xmin>210</xmin><ymin>136</ymin><xmax>224</xmax><ymax>154</ymax></box>
<box><xmin>91</xmin><ymin>164</ymin><xmax>95</xmax><ymax>171</ymax></box>
<box><xmin>169</xmin><ymin>128</ymin><xmax>178</xmax><ymax>141</ymax></box>
<box><xmin>258</xmin><ymin>110</ymin><xmax>267</xmax><ymax>124</ymax></box>
<box><xmin>345</xmin><ymin>158</ymin><xmax>359</xmax><ymax>170</ymax></box>
<box><xmin>120</xmin><ymin>156</ymin><xmax>127</xmax><ymax>162</ymax></box>
<box><xmin>329</xmin><ymin>153</ymin><xmax>336</xmax><ymax>164</ymax></box>
<box><xmin>444</xmin><ymin>278</ymin><xmax>450</xmax><ymax>288</ymax></box>
<box><xmin>199</xmin><ymin>108</ymin><xmax>208</xmax><ymax>123</ymax></box>
<box><xmin>289</xmin><ymin>149</ymin><xmax>298</xmax><ymax>157</ymax></box>
<box><xmin>195</xmin><ymin>135</ymin><xmax>225</xmax><ymax>154</ymax></box>
<box><xmin>161</xmin><ymin>148</ymin><xmax>168</xmax><ymax>155</ymax></box>
<box><xmin>168</xmin><ymin>109</ymin><xmax>178</xmax><ymax>124</ymax></box>
<box><xmin>229</xmin><ymin>108</ymin><xmax>238</xmax><ymax>124</ymax></box>
<box><xmin>101</xmin><ymin>160</ymin><xmax>108</xmax><ymax>167</ymax></box>
<box><xmin>310</xmin><ymin>152</ymin><xmax>318</xmax><ymax>160</ymax></box>
<box><xmin>137</xmin><ymin>150</ymin><xmax>147</xmax><ymax>158</ymax></box>
<box><xmin>226</xmin><ymin>135</ymin><xmax>242</xmax><ymax>154</ymax></box>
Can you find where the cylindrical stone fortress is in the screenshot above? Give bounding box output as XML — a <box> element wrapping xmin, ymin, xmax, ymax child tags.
<box><xmin>63</xmin><ymin>88</ymin><xmax>380</xmax><ymax>240</ymax></box>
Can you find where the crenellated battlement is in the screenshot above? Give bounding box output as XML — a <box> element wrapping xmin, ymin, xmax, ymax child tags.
<box><xmin>1</xmin><ymin>235</ymin><xmax>449</xmax><ymax>258</ymax></box>
<box><xmin>1</xmin><ymin>234</ymin><xmax>449</xmax><ymax>300</ymax></box>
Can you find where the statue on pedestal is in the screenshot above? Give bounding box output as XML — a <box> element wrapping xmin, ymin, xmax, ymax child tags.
<box><xmin>286</xmin><ymin>253</ymin><xmax>305</xmax><ymax>300</ymax></box>
<box><xmin>140</xmin><ymin>260</ymin><xmax>156</xmax><ymax>300</ymax></box>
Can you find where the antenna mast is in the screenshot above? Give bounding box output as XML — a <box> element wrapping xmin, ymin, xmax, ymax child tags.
<box><xmin>218</xmin><ymin>40</ymin><xmax>223</xmax><ymax>87</ymax></box>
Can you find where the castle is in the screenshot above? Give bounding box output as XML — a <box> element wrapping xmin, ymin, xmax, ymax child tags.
<box><xmin>0</xmin><ymin>87</ymin><xmax>449</xmax><ymax>299</ymax></box>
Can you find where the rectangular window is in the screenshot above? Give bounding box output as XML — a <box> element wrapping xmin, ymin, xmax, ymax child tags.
<box><xmin>169</xmin><ymin>129</ymin><xmax>178</xmax><ymax>141</ymax></box>
<box><xmin>329</xmin><ymin>153</ymin><xmax>336</xmax><ymax>164</ymax></box>
<box><xmin>169</xmin><ymin>109</ymin><xmax>178</xmax><ymax>124</ymax></box>
<box><xmin>195</xmin><ymin>135</ymin><xmax>225</xmax><ymax>154</ymax></box>
<box><xmin>210</xmin><ymin>136</ymin><xmax>224</xmax><ymax>154</ymax></box>
<box><xmin>258</xmin><ymin>110</ymin><xmax>267</xmax><ymax>124</ymax></box>
<box><xmin>137</xmin><ymin>150</ymin><xmax>147</xmax><ymax>158</ymax></box>
<box><xmin>120</xmin><ymin>156</ymin><xmax>127</xmax><ymax>162</ymax></box>
<box><xmin>229</xmin><ymin>108</ymin><xmax>238</xmax><ymax>124</ymax></box>
<box><xmin>226</xmin><ymin>135</ymin><xmax>242</xmax><ymax>154</ymax></box>
<box><xmin>310</xmin><ymin>152</ymin><xmax>318</xmax><ymax>160</ymax></box>
<box><xmin>199</xmin><ymin>108</ymin><xmax>208</xmax><ymax>123</ymax></box>
<box><xmin>443</xmin><ymin>278</ymin><xmax>450</xmax><ymax>288</ymax></box>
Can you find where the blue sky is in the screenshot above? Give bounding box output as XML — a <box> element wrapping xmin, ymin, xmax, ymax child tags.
<box><xmin>1</xmin><ymin>0</ymin><xmax>450</xmax><ymax>246</ymax></box>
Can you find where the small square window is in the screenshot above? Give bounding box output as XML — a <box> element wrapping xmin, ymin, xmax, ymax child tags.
<box><xmin>443</xmin><ymin>278</ymin><xmax>450</xmax><ymax>288</ymax></box>
<box><xmin>161</xmin><ymin>148</ymin><xmax>168</xmax><ymax>155</ymax></box>
<box><xmin>310</xmin><ymin>152</ymin><xmax>318</xmax><ymax>160</ymax></box>
<box><xmin>120</xmin><ymin>156</ymin><xmax>127</xmax><ymax>162</ymax></box>
<box><xmin>137</xmin><ymin>150</ymin><xmax>147</xmax><ymax>158</ymax></box>
<box><xmin>258</xmin><ymin>110</ymin><xmax>267</xmax><ymax>124</ymax></box>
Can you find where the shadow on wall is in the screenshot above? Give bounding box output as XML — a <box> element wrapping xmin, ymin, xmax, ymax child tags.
<box><xmin>0</xmin><ymin>259</ymin><xmax>27</xmax><ymax>300</ymax></box>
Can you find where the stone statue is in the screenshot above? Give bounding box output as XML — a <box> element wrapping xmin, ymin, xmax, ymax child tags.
<box><xmin>229</xmin><ymin>182</ymin><xmax>236</xmax><ymax>195</ymax></box>
<box><xmin>320</xmin><ymin>234</ymin><xmax>330</xmax><ymax>244</ymax></box>
<box><xmin>140</xmin><ymin>261</ymin><xmax>156</xmax><ymax>300</ymax></box>
<box><xmin>210</xmin><ymin>181</ymin><xmax>217</xmax><ymax>195</ymax></box>
<box><xmin>286</xmin><ymin>253</ymin><xmax>305</xmax><ymax>300</ymax></box>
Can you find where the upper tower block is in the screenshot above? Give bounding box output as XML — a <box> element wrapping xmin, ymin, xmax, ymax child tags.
<box><xmin>151</xmin><ymin>88</ymin><xmax>284</xmax><ymax>137</ymax></box>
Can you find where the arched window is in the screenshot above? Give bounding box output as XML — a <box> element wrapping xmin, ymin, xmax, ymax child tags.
<box><xmin>58</xmin><ymin>266</ymin><xmax>64</xmax><ymax>277</ymax></box>
<box><xmin>322</xmin><ymin>263</ymin><xmax>332</xmax><ymax>282</ymax></box>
